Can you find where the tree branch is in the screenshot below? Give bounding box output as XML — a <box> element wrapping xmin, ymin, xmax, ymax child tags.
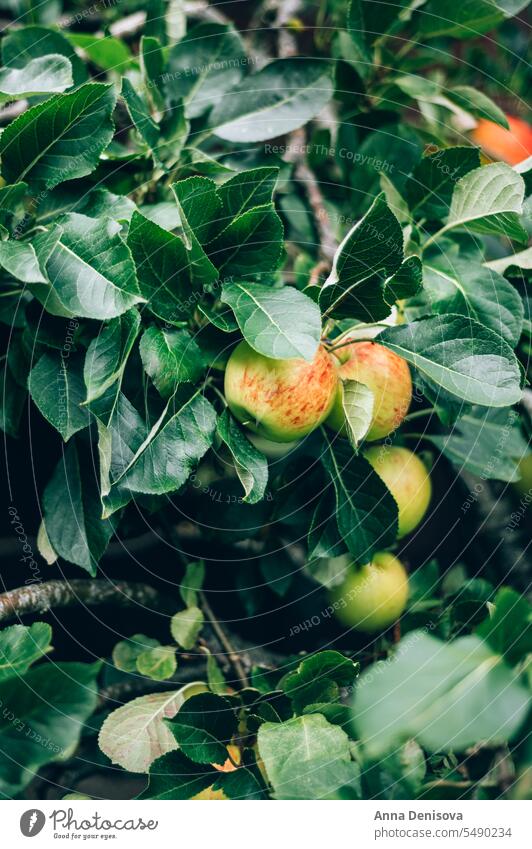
<box><xmin>0</xmin><ymin>580</ymin><xmax>172</xmax><ymax>624</ymax></box>
<box><xmin>285</xmin><ymin>127</ymin><xmax>337</xmax><ymax>263</ymax></box>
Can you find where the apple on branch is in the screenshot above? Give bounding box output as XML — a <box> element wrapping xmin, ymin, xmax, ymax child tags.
<box><xmin>224</xmin><ymin>341</ymin><xmax>338</xmax><ymax>443</ymax></box>
<box><xmin>327</xmin><ymin>341</ymin><xmax>412</xmax><ymax>442</ymax></box>
<box><xmin>329</xmin><ymin>552</ymin><xmax>409</xmax><ymax>633</ymax></box>
<box><xmin>364</xmin><ymin>445</ymin><xmax>432</xmax><ymax>539</ymax></box>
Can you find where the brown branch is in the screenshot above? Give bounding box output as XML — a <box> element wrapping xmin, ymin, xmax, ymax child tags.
<box><xmin>0</xmin><ymin>579</ymin><xmax>171</xmax><ymax>624</ymax></box>
<box><xmin>199</xmin><ymin>591</ymin><xmax>249</xmax><ymax>689</ymax></box>
<box><xmin>285</xmin><ymin>127</ymin><xmax>337</xmax><ymax>264</ymax></box>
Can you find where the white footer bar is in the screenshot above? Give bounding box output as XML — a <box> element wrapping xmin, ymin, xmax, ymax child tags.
<box><xmin>3</xmin><ymin>799</ymin><xmax>529</xmax><ymax>848</ymax></box>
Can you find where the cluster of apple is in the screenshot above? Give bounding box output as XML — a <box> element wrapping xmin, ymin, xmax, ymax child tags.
<box><xmin>224</xmin><ymin>337</ymin><xmax>432</xmax><ymax>635</ymax></box>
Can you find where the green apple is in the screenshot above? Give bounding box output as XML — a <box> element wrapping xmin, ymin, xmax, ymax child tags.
<box><xmin>364</xmin><ymin>445</ymin><xmax>431</xmax><ymax>538</ymax></box>
<box><xmin>224</xmin><ymin>341</ymin><xmax>338</xmax><ymax>443</ymax></box>
<box><xmin>327</xmin><ymin>341</ymin><xmax>412</xmax><ymax>441</ymax></box>
<box><xmin>329</xmin><ymin>552</ymin><xmax>409</xmax><ymax>632</ymax></box>
<box><xmin>514</xmin><ymin>452</ymin><xmax>532</xmax><ymax>497</ymax></box>
<box><xmin>247</xmin><ymin>433</ymin><xmax>300</xmax><ymax>458</ymax></box>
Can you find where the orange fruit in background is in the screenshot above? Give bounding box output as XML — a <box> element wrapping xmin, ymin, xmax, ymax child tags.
<box><xmin>471</xmin><ymin>115</ymin><xmax>532</xmax><ymax>165</ymax></box>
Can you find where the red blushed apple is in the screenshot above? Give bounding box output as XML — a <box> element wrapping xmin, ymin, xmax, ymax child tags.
<box><xmin>471</xmin><ymin>115</ymin><xmax>532</xmax><ymax>166</ymax></box>
<box><xmin>327</xmin><ymin>341</ymin><xmax>412</xmax><ymax>441</ymax></box>
<box><xmin>224</xmin><ymin>341</ymin><xmax>338</xmax><ymax>443</ymax></box>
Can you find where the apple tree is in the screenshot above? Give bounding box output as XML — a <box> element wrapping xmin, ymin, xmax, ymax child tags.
<box><xmin>0</xmin><ymin>0</ymin><xmax>530</xmax><ymax>801</ymax></box>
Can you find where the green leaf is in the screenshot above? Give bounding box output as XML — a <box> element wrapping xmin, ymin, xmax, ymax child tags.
<box><xmin>0</xmin><ymin>55</ymin><xmax>73</xmax><ymax>102</ymax></box>
<box><xmin>0</xmin><ymin>622</ymin><xmax>52</xmax><ymax>682</ymax></box>
<box><xmin>0</xmin><ymin>181</ymin><xmax>28</xmax><ymax>215</ymax></box>
<box><xmin>139</xmin><ymin>326</ymin><xmax>205</xmax><ymax>399</ymax></box>
<box><xmin>209</xmin><ymin>203</ymin><xmax>284</xmax><ymax>278</ymax></box>
<box><xmin>103</xmin><ymin>390</ymin><xmax>217</xmax><ymax>508</ymax></box>
<box><xmin>320</xmin><ymin>194</ymin><xmax>403</xmax><ymax>321</ymax></box>
<box><xmin>1</xmin><ymin>25</ymin><xmax>87</xmax><ymax>86</ymax></box>
<box><xmin>0</xmin><ymin>83</ymin><xmax>117</xmax><ymax>189</ymax></box>
<box><xmin>420</xmin><ymin>257</ymin><xmax>523</xmax><ymax>347</ymax></box>
<box><xmin>112</xmin><ymin>633</ymin><xmax>160</xmax><ymax>673</ymax></box>
<box><xmin>426</xmin><ymin>406</ymin><xmax>528</xmax><ymax>482</ymax></box>
<box><xmin>353</xmin><ymin>631</ymin><xmax>530</xmax><ymax>758</ymax></box>
<box><xmin>340</xmin><ymin>379</ymin><xmax>375</xmax><ymax>448</ymax></box>
<box><xmin>43</xmin><ymin>440</ymin><xmax>116</xmax><ymax>573</ymax></box>
<box><xmin>384</xmin><ymin>255</ymin><xmax>423</xmax><ymax>303</ymax></box>
<box><xmin>99</xmin><ymin>684</ymin><xmax>206</xmax><ymax>774</ymax></box>
<box><xmin>165</xmin><ymin>22</ymin><xmax>246</xmax><ymax>119</ymax></box>
<box><xmin>0</xmin><ymin>363</ymin><xmax>25</xmax><ymax>438</ymax></box>
<box><xmin>443</xmin><ymin>162</ymin><xmax>527</xmax><ymax>243</ymax></box>
<box><xmin>307</xmin><ymin>492</ymin><xmax>347</xmax><ymax>562</ymax></box>
<box><xmin>170</xmin><ymin>176</ymin><xmax>221</xmax><ymax>244</ymax></box>
<box><xmin>447</xmin><ymin>86</ymin><xmax>509</xmax><ymax>129</ymax></box>
<box><xmin>379</xmin><ymin>315</ymin><xmax>522</xmax><ymax>407</ymax></box>
<box><xmin>0</xmin><ymin>239</ymin><xmax>48</xmax><ymax>284</ymax></box>
<box><xmin>36</xmin><ymin>214</ymin><xmax>143</xmax><ymax>320</ymax></box>
<box><xmin>213</xmin><ymin>760</ymin><xmax>266</xmax><ymax>799</ymax></box>
<box><xmin>139</xmin><ymin>36</ymin><xmax>162</xmax><ymax>103</ymax></box>
<box><xmin>477</xmin><ymin>588</ymin><xmax>532</xmax><ymax>666</ymax></box>
<box><xmin>127</xmin><ymin>210</ymin><xmax>215</xmax><ymax>324</ymax></box>
<box><xmin>217</xmin><ymin>409</ymin><xmax>268</xmax><ymax>504</ymax></box>
<box><xmin>137</xmin><ymin>646</ymin><xmax>177</xmax><ymax>681</ymax></box>
<box><xmin>217</xmin><ymin>167</ymin><xmax>279</xmax><ymax>223</ymax></box>
<box><xmin>280</xmin><ymin>651</ymin><xmax>358</xmax><ymax>713</ymax></box>
<box><xmin>0</xmin><ymin>661</ymin><xmax>100</xmax><ymax>796</ymax></box>
<box><xmin>29</xmin><ymin>351</ymin><xmax>90</xmax><ymax>441</ymax></box>
<box><xmin>206</xmin><ymin>652</ymin><xmax>228</xmax><ymax>696</ymax></box>
<box><xmin>257</xmin><ymin>714</ymin><xmax>360</xmax><ymax>800</ymax></box>
<box><xmin>346</xmin><ymin>0</ymin><xmax>372</xmax><ymax>63</ymax></box>
<box><xmin>210</xmin><ymin>58</ymin><xmax>334</xmax><ymax>143</ymax></box>
<box><xmin>485</xmin><ymin>246</ymin><xmax>532</xmax><ymax>275</ymax></box>
<box><xmin>322</xmin><ymin>436</ymin><xmax>399</xmax><ymax>562</ymax></box>
<box><xmin>417</xmin><ymin>0</ymin><xmax>529</xmax><ymax>39</ymax></box>
<box><xmin>179</xmin><ymin>561</ymin><xmax>205</xmax><ymax>608</ymax></box>
<box><xmin>170</xmin><ymin>606</ymin><xmax>204</xmax><ymax>650</ymax></box>
<box><xmin>84</xmin><ymin>309</ymin><xmax>141</xmax><ymax>425</ymax></box>
<box><xmin>67</xmin><ymin>34</ymin><xmax>132</xmax><ymax>72</ymax></box>
<box><xmin>122</xmin><ymin>76</ymin><xmax>160</xmax><ymax>151</ymax></box>
<box><xmin>140</xmin><ymin>749</ymin><xmax>217</xmax><ymax>799</ymax></box>
<box><xmin>168</xmin><ymin>692</ymin><xmax>237</xmax><ymax>764</ymax></box>
<box><xmin>221</xmin><ymin>281</ymin><xmax>320</xmax><ymax>360</ymax></box>
<box><xmin>260</xmin><ymin>548</ymin><xmax>295</xmax><ymax>597</ymax></box>
<box><xmin>406</xmin><ymin>147</ymin><xmax>481</xmax><ymax>220</ymax></box>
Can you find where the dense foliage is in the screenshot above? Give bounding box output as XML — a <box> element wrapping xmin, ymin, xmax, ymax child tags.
<box><xmin>0</xmin><ymin>0</ymin><xmax>530</xmax><ymax>801</ymax></box>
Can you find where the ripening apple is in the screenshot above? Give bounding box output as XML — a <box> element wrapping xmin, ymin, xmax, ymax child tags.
<box><xmin>471</xmin><ymin>115</ymin><xmax>532</xmax><ymax>166</ymax></box>
<box><xmin>326</xmin><ymin>341</ymin><xmax>412</xmax><ymax>441</ymax></box>
<box><xmin>224</xmin><ymin>341</ymin><xmax>338</xmax><ymax>443</ymax></box>
<box><xmin>364</xmin><ymin>445</ymin><xmax>431</xmax><ymax>538</ymax></box>
<box><xmin>328</xmin><ymin>552</ymin><xmax>409</xmax><ymax>632</ymax></box>
<box><xmin>247</xmin><ymin>433</ymin><xmax>299</xmax><ymax>458</ymax></box>
<box><xmin>514</xmin><ymin>453</ymin><xmax>532</xmax><ymax>497</ymax></box>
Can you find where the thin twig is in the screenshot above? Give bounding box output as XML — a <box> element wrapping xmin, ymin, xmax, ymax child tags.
<box><xmin>199</xmin><ymin>591</ymin><xmax>249</xmax><ymax>688</ymax></box>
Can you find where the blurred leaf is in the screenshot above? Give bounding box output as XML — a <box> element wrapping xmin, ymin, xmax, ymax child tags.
<box><xmin>210</xmin><ymin>59</ymin><xmax>334</xmax><ymax>142</ymax></box>
<box><xmin>0</xmin><ymin>622</ymin><xmax>52</xmax><ymax>682</ymax></box>
<box><xmin>354</xmin><ymin>631</ymin><xmax>530</xmax><ymax>758</ymax></box>
<box><xmin>171</xmin><ymin>606</ymin><xmax>204</xmax><ymax>650</ymax></box>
